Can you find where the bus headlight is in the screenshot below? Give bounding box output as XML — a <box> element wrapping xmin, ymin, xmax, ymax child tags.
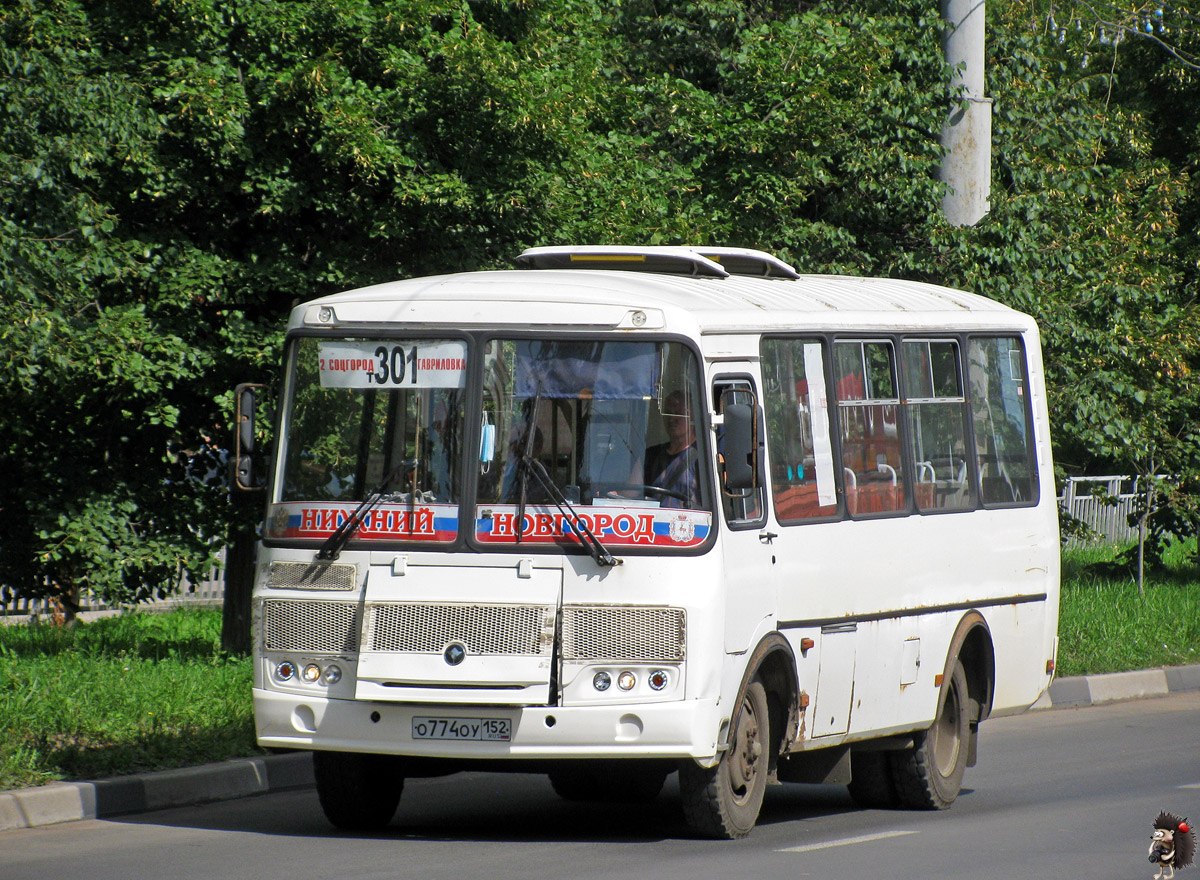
<box><xmin>276</xmin><ymin>660</ymin><xmax>296</xmax><ymax>682</ymax></box>
<box><xmin>618</xmin><ymin>671</ymin><xmax>637</xmax><ymax>691</ymax></box>
<box><xmin>648</xmin><ymin>670</ymin><xmax>669</xmax><ymax>691</ymax></box>
<box><xmin>302</xmin><ymin>663</ymin><xmax>322</xmax><ymax>683</ymax></box>
<box><xmin>593</xmin><ymin>671</ymin><xmax>612</xmax><ymax>692</ymax></box>
<box><xmin>324</xmin><ymin>665</ymin><xmax>343</xmax><ymax>684</ymax></box>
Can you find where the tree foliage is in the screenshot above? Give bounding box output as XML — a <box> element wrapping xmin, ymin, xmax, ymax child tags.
<box><xmin>1</xmin><ymin>0</ymin><xmax>1198</xmax><ymax>608</ymax></box>
<box><xmin>955</xmin><ymin>1</ymin><xmax>1200</xmax><ymax>564</ymax></box>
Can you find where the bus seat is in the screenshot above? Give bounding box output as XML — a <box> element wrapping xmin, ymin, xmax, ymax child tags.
<box><xmin>773</xmin><ymin>483</ymin><xmax>819</xmax><ymax>520</ymax></box>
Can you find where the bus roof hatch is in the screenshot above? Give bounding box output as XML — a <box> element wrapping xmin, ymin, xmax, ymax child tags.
<box><xmin>515</xmin><ymin>245</ymin><xmax>800</xmax><ymax>280</ymax></box>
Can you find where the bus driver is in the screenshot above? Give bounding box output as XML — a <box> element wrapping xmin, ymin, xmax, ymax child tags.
<box><xmin>643</xmin><ymin>390</ymin><xmax>701</xmax><ymax>509</ymax></box>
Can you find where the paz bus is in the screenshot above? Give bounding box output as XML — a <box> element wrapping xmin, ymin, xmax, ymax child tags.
<box><xmin>240</xmin><ymin>245</ymin><xmax>1059</xmax><ymax>839</ymax></box>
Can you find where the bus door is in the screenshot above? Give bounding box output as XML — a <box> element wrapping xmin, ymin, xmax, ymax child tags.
<box><xmin>713</xmin><ymin>374</ymin><xmax>774</xmax><ymax>653</ymax></box>
<box><xmin>758</xmin><ymin>337</ymin><xmax>856</xmax><ymax>738</ymax></box>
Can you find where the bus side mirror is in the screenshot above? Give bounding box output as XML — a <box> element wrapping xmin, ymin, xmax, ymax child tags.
<box><xmin>234</xmin><ymin>383</ymin><xmax>264</xmax><ymax>491</ymax></box>
<box><xmin>722</xmin><ymin>400</ymin><xmax>758</xmax><ymax>492</ymax></box>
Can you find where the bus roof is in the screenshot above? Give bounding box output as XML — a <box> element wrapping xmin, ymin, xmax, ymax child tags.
<box><xmin>292</xmin><ymin>251</ymin><xmax>1033</xmax><ymax>336</ymax></box>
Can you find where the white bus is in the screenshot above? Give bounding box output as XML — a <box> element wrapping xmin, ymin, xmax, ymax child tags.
<box><xmin>244</xmin><ymin>245</ymin><xmax>1059</xmax><ymax>839</ymax></box>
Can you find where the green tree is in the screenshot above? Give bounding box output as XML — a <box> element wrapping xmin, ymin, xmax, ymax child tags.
<box><xmin>970</xmin><ymin>1</ymin><xmax>1200</xmax><ymax>571</ymax></box>
<box><xmin>0</xmin><ymin>2</ymin><xmax>239</xmax><ymax>618</ymax></box>
<box><xmin>0</xmin><ymin>0</ymin><xmax>589</xmax><ymax>622</ymax></box>
<box><xmin>3</xmin><ymin>0</ymin><xmax>1199</xmax><ymax>624</ymax></box>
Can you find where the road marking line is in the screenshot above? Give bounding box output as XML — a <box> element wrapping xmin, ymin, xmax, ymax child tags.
<box><xmin>778</xmin><ymin>830</ymin><xmax>919</xmax><ymax>853</ymax></box>
<box><xmin>1179</xmin><ymin>783</ymin><xmax>1200</xmax><ymax>789</ymax></box>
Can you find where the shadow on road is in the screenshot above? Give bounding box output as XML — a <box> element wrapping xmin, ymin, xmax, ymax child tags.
<box><xmin>116</xmin><ymin>771</ymin><xmax>875</xmax><ymax>844</ymax></box>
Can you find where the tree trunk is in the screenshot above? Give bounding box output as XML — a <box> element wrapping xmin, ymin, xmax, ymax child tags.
<box><xmin>1136</xmin><ymin>477</ymin><xmax>1155</xmax><ymax>598</ymax></box>
<box><xmin>50</xmin><ymin>581</ymin><xmax>82</xmax><ymax>628</ymax></box>
<box><xmin>1137</xmin><ymin>512</ymin><xmax>1146</xmax><ymax>596</ymax></box>
<box><xmin>221</xmin><ymin>527</ymin><xmax>257</xmax><ymax>654</ymax></box>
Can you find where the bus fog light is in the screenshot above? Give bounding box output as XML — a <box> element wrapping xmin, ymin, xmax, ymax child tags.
<box><xmin>618</xmin><ymin>671</ymin><xmax>637</xmax><ymax>691</ymax></box>
<box><xmin>593</xmin><ymin>671</ymin><xmax>612</xmax><ymax>692</ymax></box>
<box><xmin>302</xmin><ymin>663</ymin><xmax>321</xmax><ymax>683</ymax></box>
<box><xmin>648</xmin><ymin>670</ymin><xmax>669</xmax><ymax>691</ymax></box>
<box><xmin>324</xmin><ymin>665</ymin><xmax>342</xmax><ymax>684</ymax></box>
<box><xmin>276</xmin><ymin>660</ymin><xmax>296</xmax><ymax>681</ymax></box>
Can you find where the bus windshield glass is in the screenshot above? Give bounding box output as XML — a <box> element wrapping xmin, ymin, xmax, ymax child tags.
<box><xmin>268</xmin><ymin>337</ymin><xmax>467</xmax><ymax>545</ymax></box>
<box><xmin>477</xmin><ymin>338</ymin><xmax>713</xmax><ymax>550</ymax></box>
<box><xmin>266</xmin><ymin>335</ymin><xmax>714</xmax><ymax>551</ymax></box>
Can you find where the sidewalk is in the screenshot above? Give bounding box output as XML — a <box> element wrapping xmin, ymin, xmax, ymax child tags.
<box><xmin>3</xmin><ymin>663</ymin><xmax>1199</xmax><ymax>833</ymax></box>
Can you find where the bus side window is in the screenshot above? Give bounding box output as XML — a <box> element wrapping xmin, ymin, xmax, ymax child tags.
<box><xmin>967</xmin><ymin>337</ymin><xmax>1038</xmax><ymax>506</ymax></box>
<box><xmin>901</xmin><ymin>340</ymin><xmax>975</xmax><ymax>513</ymax></box>
<box><xmin>834</xmin><ymin>340</ymin><xmax>906</xmax><ymax>516</ymax></box>
<box><xmin>760</xmin><ymin>338</ymin><xmax>838</xmax><ymax>522</ymax></box>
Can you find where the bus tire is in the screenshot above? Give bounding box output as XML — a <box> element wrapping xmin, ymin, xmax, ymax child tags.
<box><xmin>679</xmin><ymin>679</ymin><xmax>770</xmax><ymax>839</ymax></box>
<box><xmin>313</xmin><ymin>750</ymin><xmax>404</xmax><ymax>830</ymax></box>
<box><xmin>548</xmin><ymin>760</ymin><xmax>669</xmax><ymax>803</ymax></box>
<box><xmin>891</xmin><ymin>661</ymin><xmax>970</xmax><ymax>810</ymax></box>
<box><xmin>846</xmin><ymin>749</ymin><xmax>899</xmax><ymax>809</ymax></box>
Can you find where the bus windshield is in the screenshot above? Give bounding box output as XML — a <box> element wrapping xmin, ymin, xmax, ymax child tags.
<box><xmin>269</xmin><ymin>336</ymin><xmax>468</xmax><ymax>545</ymax></box>
<box><xmin>266</xmin><ymin>335</ymin><xmax>713</xmax><ymax>551</ymax></box>
<box><xmin>476</xmin><ymin>337</ymin><xmax>713</xmax><ymax>550</ymax></box>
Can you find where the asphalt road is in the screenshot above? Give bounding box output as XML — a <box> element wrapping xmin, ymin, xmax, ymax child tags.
<box><xmin>2</xmin><ymin>691</ymin><xmax>1198</xmax><ymax>880</ymax></box>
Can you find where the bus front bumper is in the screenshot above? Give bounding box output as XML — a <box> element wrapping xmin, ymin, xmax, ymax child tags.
<box><xmin>253</xmin><ymin>688</ymin><xmax>724</xmax><ymax>761</ymax></box>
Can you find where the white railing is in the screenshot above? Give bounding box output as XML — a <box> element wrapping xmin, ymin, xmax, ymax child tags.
<box><xmin>0</xmin><ymin>552</ymin><xmax>226</xmax><ymax>618</ymax></box>
<box><xmin>1057</xmin><ymin>475</ymin><xmax>1142</xmax><ymax>545</ymax></box>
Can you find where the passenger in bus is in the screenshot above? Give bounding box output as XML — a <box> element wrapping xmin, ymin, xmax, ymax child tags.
<box><xmin>423</xmin><ymin>398</ymin><xmax>455</xmax><ymax>502</ymax></box>
<box><xmin>643</xmin><ymin>391</ymin><xmax>701</xmax><ymax>509</ymax></box>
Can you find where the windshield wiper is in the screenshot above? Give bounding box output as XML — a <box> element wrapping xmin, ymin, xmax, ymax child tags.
<box><xmin>521</xmin><ymin>454</ymin><xmax>621</xmax><ymax>568</ymax></box>
<box><xmin>512</xmin><ymin>391</ymin><xmax>618</xmax><ymax>566</ymax></box>
<box><xmin>316</xmin><ymin>458</ymin><xmax>416</xmax><ymax>561</ymax></box>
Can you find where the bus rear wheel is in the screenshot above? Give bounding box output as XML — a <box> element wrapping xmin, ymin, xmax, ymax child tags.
<box><xmin>313</xmin><ymin>751</ymin><xmax>404</xmax><ymax>830</ymax></box>
<box><xmin>891</xmin><ymin>661</ymin><xmax>970</xmax><ymax>809</ymax></box>
<box><xmin>679</xmin><ymin>679</ymin><xmax>770</xmax><ymax>839</ymax></box>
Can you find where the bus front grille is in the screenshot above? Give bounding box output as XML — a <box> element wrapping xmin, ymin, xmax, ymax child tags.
<box><xmin>561</xmin><ymin>606</ymin><xmax>686</xmax><ymax>662</ymax></box>
<box><xmin>364</xmin><ymin>603</ymin><xmax>555</xmax><ymax>656</ymax></box>
<box><xmin>267</xmin><ymin>561</ymin><xmax>357</xmax><ymax>591</ymax></box>
<box><xmin>261</xmin><ymin>600</ymin><xmax>686</xmax><ymax>663</ymax></box>
<box><xmin>262</xmin><ymin>599</ymin><xmax>360</xmax><ymax>653</ymax></box>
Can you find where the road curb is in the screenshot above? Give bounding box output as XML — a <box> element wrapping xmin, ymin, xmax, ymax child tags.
<box><xmin>1030</xmin><ymin>662</ymin><xmax>1200</xmax><ymax>710</ymax></box>
<box><xmin>0</xmin><ymin>751</ymin><xmax>314</xmax><ymax>833</ymax></box>
<box><xmin>4</xmin><ymin>663</ymin><xmax>1200</xmax><ymax>833</ymax></box>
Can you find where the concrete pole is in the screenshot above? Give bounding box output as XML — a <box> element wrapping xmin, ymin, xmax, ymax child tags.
<box><xmin>939</xmin><ymin>0</ymin><xmax>991</xmax><ymax>227</ymax></box>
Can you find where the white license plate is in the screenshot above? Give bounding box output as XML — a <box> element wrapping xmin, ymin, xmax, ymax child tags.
<box><xmin>411</xmin><ymin>716</ymin><xmax>512</xmax><ymax>742</ymax></box>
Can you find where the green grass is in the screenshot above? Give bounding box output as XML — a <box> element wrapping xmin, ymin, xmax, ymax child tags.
<box><xmin>1057</xmin><ymin>539</ymin><xmax>1200</xmax><ymax>677</ymax></box>
<box><xmin>0</xmin><ymin>608</ymin><xmax>258</xmax><ymax>792</ymax></box>
<box><xmin>1</xmin><ymin>545</ymin><xmax>1199</xmax><ymax>793</ymax></box>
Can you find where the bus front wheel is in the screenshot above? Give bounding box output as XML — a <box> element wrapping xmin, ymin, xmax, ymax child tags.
<box><xmin>313</xmin><ymin>750</ymin><xmax>404</xmax><ymax>830</ymax></box>
<box><xmin>679</xmin><ymin>679</ymin><xmax>770</xmax><ymax>839</ymax></box>
<box><xmin>891</xmin><ymin>661</ymin><xmax>970</xmax><ymax>809</ymax></box>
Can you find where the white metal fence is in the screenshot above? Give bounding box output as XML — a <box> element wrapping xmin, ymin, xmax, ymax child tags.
<box><xmin>0</xmin><ymin>552</ymin><xmax>226</xmax><ymax>618</ymax></box>
<box><xmin>1057</xmin><ymin>475</ymin><xmax>1142</xmax><ymax>546</ymax></box>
